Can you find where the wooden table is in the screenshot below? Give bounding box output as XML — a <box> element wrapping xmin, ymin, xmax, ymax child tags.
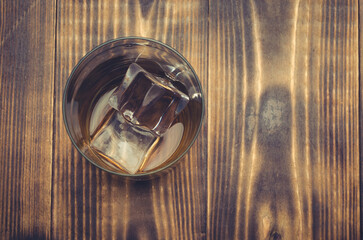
<box><xmin>0</xmin><ymin>0</ymin><xmax>361</xmax><ymax>239</ymax></box>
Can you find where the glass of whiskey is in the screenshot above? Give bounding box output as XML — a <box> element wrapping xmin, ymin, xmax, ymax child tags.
<box><xmin>63</xmin><ymin>37</ymin><xmax>204</xmax><ymax>178</ymax></box>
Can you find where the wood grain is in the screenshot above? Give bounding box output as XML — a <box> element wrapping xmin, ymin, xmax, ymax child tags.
<box><xmin>0</xmin><ymin>0</ymin><xmax>56</xmax><ymax>239</ymax></box>
<box><xmin>360</xmin><ymin>0</ymin><xmax>363</xmax><ymax>238</ymax></box>
<box><xmin>0</xmin><ymin>0</ymin><xmax>360</xmax><ymax>239</ymax></box>
<box><xmin>52</xmin><ymin>0</ymin><xmax>208</xmax><ymax>239</ymax></box>
<box><xmin>208</xmin><ymin>0</ymin><xmax>360</xmax><ymax>239</ymax></box>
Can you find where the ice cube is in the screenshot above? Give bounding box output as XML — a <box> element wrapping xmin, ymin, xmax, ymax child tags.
<box><xmin>90</xmin><ymin>111</ymin><xmax>159</xmax><ymax>174</ymax></box>
<box><xmin>108</xmin><ymin>63</ymin><xmax>189</xmax><ymax>136</ymax></box>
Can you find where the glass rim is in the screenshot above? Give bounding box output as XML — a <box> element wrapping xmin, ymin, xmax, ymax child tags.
<box><xmin>62</xmin><ymin>36</ymin><xmax>205</xmax><ymax>178</ymax></box>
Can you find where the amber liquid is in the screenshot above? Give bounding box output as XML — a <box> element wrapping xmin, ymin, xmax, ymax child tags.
<box><xmin>76</xmin><ymin>58</ymin><xmax>202</xmax><ymax>174</ymax></box>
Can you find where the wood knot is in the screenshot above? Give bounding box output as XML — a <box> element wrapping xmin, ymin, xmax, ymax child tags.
<box><xmin>269</xmin><ymin>231</ymin><xmax>282</xmax><ymax>240</ymax></box>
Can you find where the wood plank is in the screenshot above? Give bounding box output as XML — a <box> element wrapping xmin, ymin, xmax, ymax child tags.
<box><xmin>208</xmin><ymin>0</ymin><xmax>360</xmax><ymax>239</ymax></box>
<box><xmin>0</xmin><ymin>0</ymin><xmax>56</xmax><ymax>239</ymax></box>
<box><xmin>360</xmin><ymin>0</ymin><xmax>363</xmax><ymax>237</ymax></box>
<box><xmin>52</xmin><ymin>0</ymin><xmax>208</xmax><ymax>239</ymax></box>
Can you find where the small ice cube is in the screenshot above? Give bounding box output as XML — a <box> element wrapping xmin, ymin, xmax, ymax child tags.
<box><xmin>109</xmin><ymin>63</ymin><xmax>189</xmax><ymax>136</ymax></box>
<box><xmin>142</xmin><ymin>122</ymin><xmax>184</xmax><ymax>171</ymax></box>
<box><xmin>90</xmin><ymin>111</ymin><xmax>159</xmax><ymax>174</ymax></box>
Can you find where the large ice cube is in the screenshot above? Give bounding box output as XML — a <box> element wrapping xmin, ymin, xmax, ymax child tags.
<box><xmin>90</xmin><ymin>111</ymin><xmax>159</xmax><ymax>174</ymax></box>
<box><xmin>108</xmin><ymin>63</ymin><xmax>189</xmax><ymax>136</ymax></box>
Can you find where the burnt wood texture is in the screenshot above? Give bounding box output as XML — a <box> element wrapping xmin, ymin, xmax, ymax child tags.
<box><xmin>0</xmin><ymin>0</ymin><xmax>360</xmax><ymax>239</ymax></box>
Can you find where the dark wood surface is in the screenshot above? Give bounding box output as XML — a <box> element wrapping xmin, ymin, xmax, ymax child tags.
<box><xmin>0</xmin><ymin>0</ymin><xmax>360</xmax><ymax>239</ymax></box>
